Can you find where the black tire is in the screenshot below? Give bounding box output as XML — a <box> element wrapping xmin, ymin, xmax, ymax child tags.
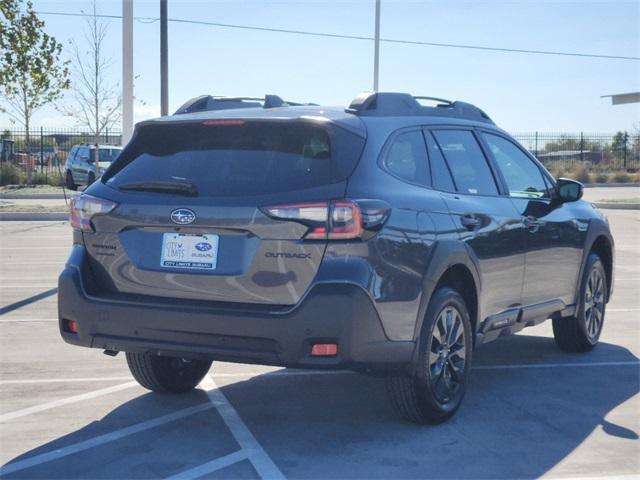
<box><xmin>87</xmin><ymin>172</ymin><xmax>96</xmax><ymax>186</ymax></box>
<box><xmin>126</xmin><ymin>352</ymin><xmax>212</xmax><ymax>393</ymax></box>
<box><xmin>553</xmin><ymin>253</ymin><xmax>607</xmax><ymax>352</ymax></box>
<box><xmin>65</xmin><ymin>171</ymin><xmax>77</xmax><ymax>191</ymax></box>
<box><xmin>386</xmin><ymin>287</ymin><xmax>473</xmax><ymax>424</ymax></box>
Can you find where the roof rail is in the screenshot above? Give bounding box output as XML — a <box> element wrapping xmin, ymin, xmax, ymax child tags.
<box><xmin>173</xmin><ymin>94</ymin><xmax>314</xmax><ymax>115</ymax></box>
<box><xmin>345</xmin><ymin>91</ymin><xmax>494</xmax><ymax>124</ymax></box>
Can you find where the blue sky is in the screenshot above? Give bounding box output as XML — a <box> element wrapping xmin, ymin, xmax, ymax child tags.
<box><xmin>2</xmin><ymin>0</ymin><xmax>639</xmax><ymax>132</ymax></box>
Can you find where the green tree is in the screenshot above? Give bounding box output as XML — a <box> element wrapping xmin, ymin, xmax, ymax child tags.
<box><xmin>0</xmin><ymin>0</ymin><xmax>70</xmax><ymax>152</ymax></box>
<box><xmin>611</xmin><ymin>131</ymin><xmax>629</xmax><ymax>167</ymax></box>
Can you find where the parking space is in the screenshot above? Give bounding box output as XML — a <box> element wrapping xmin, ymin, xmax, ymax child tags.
<box><xmin>0</xmin><ymin>211</ymin><xmax>638</xmax><ymax>479</ymax></box>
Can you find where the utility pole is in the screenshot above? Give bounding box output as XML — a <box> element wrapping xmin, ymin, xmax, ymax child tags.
<box><xmin>160</xmin><ymin>0</ymin><xmax>168</xmax><ymax>116</ymax></box>
<box><xmin>373</xmin><ymin>0</ymin><xmax>381</xmax><ymax>91</ymax></box>
<box><xmin>122</xmin><ymin>0</ymin><xmax>134</xmax><ymax>144</ymax></box>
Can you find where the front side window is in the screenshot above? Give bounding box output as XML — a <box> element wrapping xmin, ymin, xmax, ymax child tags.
<box><xmin>383</xmin><ymin>130</ymin><xmax>430</xmax><ymax>186</ymax></box>
<box><xmin>482</xmin><ymin>133</ymin><xmax>550</xmax><ymax>199</ymax></box>
<box><xmin>431</xmin><ymin>130</ymin><xmax>498</xmax><ymax>196</ymax></box>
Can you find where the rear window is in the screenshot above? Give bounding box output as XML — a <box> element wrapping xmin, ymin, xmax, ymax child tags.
<box><xmin>104</xmin><ymin>121</ymin><xmax>364</xmax><ymax>197</ymax></box>
<box><xmin>93</xmin><ymin>148</ymin><xmax>122</xmax><ymax>163</ymax></box>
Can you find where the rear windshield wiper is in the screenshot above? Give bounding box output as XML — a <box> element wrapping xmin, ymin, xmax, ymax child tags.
<box><xmin>118</xmin><ymin>180</ymin><xmax>199</xmax><ymax>197</ymax></box>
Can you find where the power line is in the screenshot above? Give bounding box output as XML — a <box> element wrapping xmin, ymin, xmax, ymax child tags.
<box><xmin>36</xmin><ymin>10</ymin><xmax>640</xmax><ymax>61</ymax></box>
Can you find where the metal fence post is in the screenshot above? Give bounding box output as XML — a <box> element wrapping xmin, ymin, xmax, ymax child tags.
<box><xmin>535</xmin><ymin>132</ymin><xmax>538</xmax><ymax>158</ymax></box>
<box><xmin>580</xmin><ymin>132</ymin><xmax>584</xmax><ymax>162</ymax></box>
<box><xmin>40</xmin><ymin>127</ymin><xmax>44</xmax><ymax>177</ymax></box>
<box><xmin>623</xmin><ymin>131</ymin><xmax>628</xmax><ymax>170</ymax></box>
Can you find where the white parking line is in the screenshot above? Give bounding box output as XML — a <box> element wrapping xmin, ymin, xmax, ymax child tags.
<box><xmin>200</xmin><ymin>375</ymin><xmax>286</xmax><ymax>480</ymax></box>
<box><xmin>164</xmin><ymin>450</ymin><xmax>250</xmax><ymax>480</ymax></box>
<box><xmin>0</xmin><ymin>376</ymin><xmax>133</xmax><ymax>385</ymax></box>
<box><xmin>0</xmin><ymin>401</ymin><xmax>217</xmax><ymax>477</ymax></box>
<box><xmin>1</xmin><ymin>262</ymin><xmax>64</xmax><ymax>266</ymax></box>
<box><xmin>0</xmin><ymin>318</ymin><xmax>58</xmax><ymax>323</ymax></box>
<box><xmin>0</xmin><ymin>382</ymin><xmax>138</xmax><ymax>423</ymax></box>
<box><xmin>3</xmin><ymin>359</ymin><xmax>639</xmax><ymax>387</ymax></box>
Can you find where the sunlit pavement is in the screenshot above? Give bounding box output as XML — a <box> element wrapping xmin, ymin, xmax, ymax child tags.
<box><xmin>0</xmin><ymin>211</ymin><xmax>638</xmax><ymax>479</ymax></box>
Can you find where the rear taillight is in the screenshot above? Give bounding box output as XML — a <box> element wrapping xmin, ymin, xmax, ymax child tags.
<box><xmin>262</xmin><ymin>200</ymin><xmax>367</xmax><ymax>240</ymax></box>
<box><xmin>69</xmin><ymin>194</ymin><xmax>117</xmax><ymax>231</ymax></box>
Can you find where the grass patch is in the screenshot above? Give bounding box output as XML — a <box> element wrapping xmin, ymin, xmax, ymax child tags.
<box><xmin>0</xmin><ymin>185</ymin><xmax>67</xmax><ymax>195</ymax></box>
<box><xmin>0</xmin><ymin>204</ymin><xmax>69</xmax><ymax>213</ymax></box>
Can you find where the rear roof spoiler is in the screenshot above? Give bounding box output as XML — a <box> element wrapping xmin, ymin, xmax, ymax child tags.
<box><xmin>345</xmin><ymin>91</ymin><xmax>494</xmax><ymax>124</ymax></box>
<box><xmin>174</xmin><ymin>95</ymin><xmax>317</xmax><ymax>115</ymax></box>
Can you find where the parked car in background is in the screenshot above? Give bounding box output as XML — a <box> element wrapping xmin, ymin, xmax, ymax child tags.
<box><xmin>64</xmin><ymin>144</ymin><xmax>122</xmax><ymax>190</ymax></box>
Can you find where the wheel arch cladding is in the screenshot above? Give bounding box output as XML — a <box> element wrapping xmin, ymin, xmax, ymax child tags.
<box><xmin>589</xmin><ymin>235</ymin><xmax>613</xmax><ymax>302</ymax></box>
<box><xmin>414</xmin><ymin>241</ymin><xmax>480</xmax><ymax>347</ymax></box>
<box><xmin>434</xmin><ymin>264</ymin><xmax>478</xmax><ymax>339</ymax></box>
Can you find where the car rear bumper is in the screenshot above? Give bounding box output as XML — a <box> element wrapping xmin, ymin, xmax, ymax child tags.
<box><xmin>58</xmin><ymin>246</ymin><xmax>414</xmax><ymax>372</ymax></box>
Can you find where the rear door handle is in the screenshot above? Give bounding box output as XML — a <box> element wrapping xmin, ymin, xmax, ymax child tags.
<box><xmin>461</xmin><ymin>214</ymin><xmax>481</xmax><ymax>229</ymax></box>
<box><xmin>523</xmin><ymin>215</ymin><xmax>543</xmax><ymax>231</ymax></box>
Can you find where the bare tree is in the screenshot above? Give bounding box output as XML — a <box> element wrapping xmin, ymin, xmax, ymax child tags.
<box><xmin>59</xmin><ymin>1</ymin><xmax>121</xmax><ymax>175</ymax></box>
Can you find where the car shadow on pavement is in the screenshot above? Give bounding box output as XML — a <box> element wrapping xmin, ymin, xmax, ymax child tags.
<box><xmin>3</xmin><ymin>335</ymin><xmax>639</xmax><ymax>479</ymax></box>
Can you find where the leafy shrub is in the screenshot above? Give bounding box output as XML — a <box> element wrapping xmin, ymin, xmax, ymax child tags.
<box><xmin>0</xmin><ymin>163</ymin><xmax>26</xmax><ymax>185</ymax></box>
<box><xmin>569</xmin><ymin>164</ymin><xmax>591</xmax><ymax>183</ymax></box>
<box><xmin>593</xmin><ymin>173</ymin><xmax>609</xmax><ymax>183</ymax></box>
<box><xmin>548</xmin><ymin>164</ymin><xmax>565</xmax><ymax>179</ymax></box>
<box><xmin>31</xmin><ymin>171</ymin><xmax>63</xmax><ymax>186</ymax></box>
<box><xmin>613</xmin><ymin>171</ymin><xmax>632</xmax><ymax>183</ymax></box>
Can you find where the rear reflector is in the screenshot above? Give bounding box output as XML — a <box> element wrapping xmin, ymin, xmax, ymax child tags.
<box><xmin>63</xmin><ymin>319</ymin><xmax>78</xmax><ymax>333</ymax></box>
<box><xmin>311</xmin><ymin>343</ymin><xmax>338</xmax><ymax>356</ymax></box>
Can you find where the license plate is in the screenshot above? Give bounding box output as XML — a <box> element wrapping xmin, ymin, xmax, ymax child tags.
<box><xmin>160</xmin><ymin>233</ymin><xmax>219</xmax><ymax>270</ymax></box>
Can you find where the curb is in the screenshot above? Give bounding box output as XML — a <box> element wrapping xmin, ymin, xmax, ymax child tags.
<box><xmin>0</xmin><ymin>193</ymin><xmax>73</xmax><ymax>199</ymax></box>
<box><xmin>0</xmin><ymin>212</ymin><xmax>68</xmax><ymax>221</ymax></box>
<box><xmin>584</xmin><ymin>183</ymin><xmax>640</xmax><ymax>188</ymax></box>
<box><xmin>592</xmin><ymin>202</ymin><xmax>640</xmax><ymax>210</ymax></box>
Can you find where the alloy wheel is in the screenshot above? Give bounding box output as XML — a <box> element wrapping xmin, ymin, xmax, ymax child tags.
<box><xmin>428</xmin><ymin>306</ymin><xmax>466</xmax><ymax>404</ymax></box>
<box><xmin>584</xmin><ymin>267</ymin><xmax>605</xmax><ymax>340</ymax></box>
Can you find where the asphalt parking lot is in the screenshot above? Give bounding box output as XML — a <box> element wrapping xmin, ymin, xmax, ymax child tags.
<box><xmin>0</xmin><ymin>210</ymin><xmax>638</xmax><ymax>479</ymax></box>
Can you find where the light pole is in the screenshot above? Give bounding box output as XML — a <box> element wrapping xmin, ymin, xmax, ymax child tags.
<box><xmin>373</xmin><ymin>0</ymin><xmax>380</xmax><ymax>91</ymax></box>
<box><xmin>122</xmin><ymin>0</ymin><xmax>134</xmax><ymax>144</ymax></box>
<box><xmin>160</xmin><ymin>0</ymin><xmax>168</xmax><ymax>116</ymax></box>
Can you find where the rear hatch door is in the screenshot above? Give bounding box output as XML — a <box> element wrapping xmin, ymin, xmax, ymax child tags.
<box><xmin>84</xmin><ymin>118</ymin><xmax>364</xmax><ymax>306</ymax></box>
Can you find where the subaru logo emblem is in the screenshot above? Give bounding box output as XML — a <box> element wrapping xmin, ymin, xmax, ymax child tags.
<box><xmin>170</xmin><ymin>208</ymin><xmax>196</xmax><ymax>225</ymax></box>
<box><xmin>195</xmin><ymin>242</ymin><xmax>212</xmax><ymax>251</ymax></box>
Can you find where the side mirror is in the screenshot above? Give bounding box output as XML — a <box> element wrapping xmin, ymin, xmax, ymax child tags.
<box><xmin>556</xmin><ymin>178</ymin><xmax>583</xmax><ymax>203</ymax></box>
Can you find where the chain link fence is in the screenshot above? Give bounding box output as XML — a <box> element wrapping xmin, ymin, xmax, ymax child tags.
<box><xmin>512</xmin><ymin>132</ymin><xmax>640</xmax><ymax>176</ymax></box>
<box><xmin>1</xmin><ymin>127</ymin><xmax>638</xmax><ymax>185</ymax></box>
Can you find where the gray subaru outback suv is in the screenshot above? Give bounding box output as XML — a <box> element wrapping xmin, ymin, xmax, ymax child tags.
<box><xmin>58</xmin><ymin>92</ymin><xmax>614</xmax><ymax>423</ymax></box>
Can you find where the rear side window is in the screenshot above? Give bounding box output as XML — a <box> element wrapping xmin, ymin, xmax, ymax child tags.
<box><xmin>431</xmin><ymin>130</ymin><xmax>498</xmax><ymax>196</ymax></box>
<box><xmin>482</xmin><ymin>133</ymin><xmax>551</xmax><ymax>199</ymax></box>
<box><xmin>105</xmin><ymin>121</ymin><xmax>365</xmax><ymax>197</ymax></box>
<box><xmin>424</xmin><ymin>131</ymin><xmax>456</xmax><ymax>192</ymax></box>
<box><xmin>95</xmin><ymin>148</ymin><xmax>122</xmax><ymax>163</ymax></box>
<box><xmin>383</xmin><ymin>130</ymin><xmax>430</xmax><ymax>186</ymax></box>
